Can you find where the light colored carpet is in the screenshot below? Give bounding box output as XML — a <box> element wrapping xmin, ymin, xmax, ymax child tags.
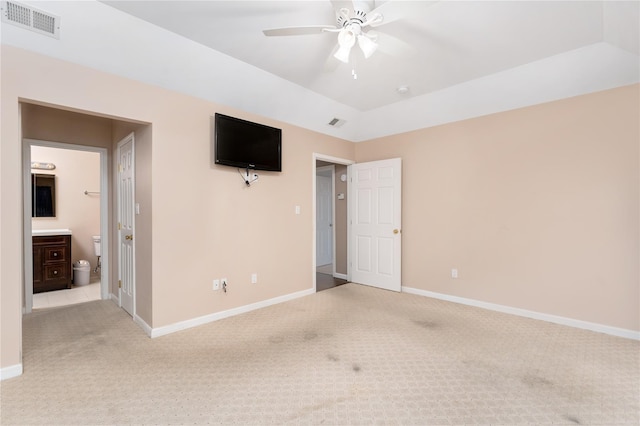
<box><xmin>1</xmin><ymin>283</ymin><xmax>638</xmax><ymax>425</ymax></box>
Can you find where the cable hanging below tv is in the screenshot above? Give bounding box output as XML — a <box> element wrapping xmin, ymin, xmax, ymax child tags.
<box><xmin>214</xmin><ymin>113</ymin><xmax>282</xmax><ymax>186</ymax></box>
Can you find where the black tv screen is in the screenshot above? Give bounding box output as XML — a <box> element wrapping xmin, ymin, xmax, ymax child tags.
<box><xmin>214</xmin><ymin>113</ymin><xmax>282</xmax><ymax>172</ymax></box>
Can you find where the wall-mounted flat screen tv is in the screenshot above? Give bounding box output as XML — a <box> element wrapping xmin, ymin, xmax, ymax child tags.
<box><xmin>214</xmin><ymin>113</ymin><xmax>282</xmax><ymax>172</ymax></box>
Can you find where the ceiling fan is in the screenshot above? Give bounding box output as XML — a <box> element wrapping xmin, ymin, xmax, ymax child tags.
<box><xmin>262</xmin><ymin>1</ymin><xmax>401</xmax><ymax>64</ymax></box>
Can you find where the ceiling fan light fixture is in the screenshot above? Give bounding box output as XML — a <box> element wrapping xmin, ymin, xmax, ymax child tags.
<box><xmin>335</xmin><ymin>27</ymin><xmax>356</xmax><ymax>63</ymax></box>
<box><xmin>337</xmin><ymin>27</ymin><xmax>357</xmax><ymax>48</ymax></box>
<box><xmin>334</xmin><ymin>45</ymin><xmax>352</xmax><ymax>63</ymax></box>
<box><xmin>357</xmin><ymin>34</ymin><xmax>378</xmax><ymax>58</ymax></box>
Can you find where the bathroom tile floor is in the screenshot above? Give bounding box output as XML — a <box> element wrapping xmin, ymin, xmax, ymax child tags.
<box><xmin>33</xmin><ymin>278</ymin><xmax>101</xmax><ymax>310</ymax></box>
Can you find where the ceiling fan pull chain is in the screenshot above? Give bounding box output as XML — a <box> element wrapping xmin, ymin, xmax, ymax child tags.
<box><xmin>352</xmin><ymin>55</ymin><xmax>358</xmax><ymax>80</ymax></box>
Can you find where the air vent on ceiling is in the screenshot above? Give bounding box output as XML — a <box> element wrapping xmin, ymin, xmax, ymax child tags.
<box><xmin>1</xmin><ymin>1</ymin><xmax>60</xmax><ymax>39</ymax></box>
<box><xmin>328</xmin><ymin>118</ymin><xmax>346</xmax><ymax>128</ymax></box>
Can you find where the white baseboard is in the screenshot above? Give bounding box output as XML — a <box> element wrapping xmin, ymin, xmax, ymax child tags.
<box><xmin>106</xmin><ymin>294</ymin><xmax>152</xmax><ymax>337</ymax></box>
<box><xmin>334</xmin><ymin>273</ymin><xmax>348</xmax><ymax>280</ymax></box>
<box><xmin>150</xmin><ymin>287</ymin><xmax>316</xmax><ymax>338</ymax></box>
<box><xmin>0</xmin><ymin>363</ymin><xmax>23</xmax><ymax>381</ymax></box>
<box><xmin>402</xmin><ymin>286</ymin><xmax>640</xmax><ymax>341</ymax></box>
<box><xmin>134</xmin><ymin>314</ymin><xmax>153</xmax><ymax>337</ymax></box>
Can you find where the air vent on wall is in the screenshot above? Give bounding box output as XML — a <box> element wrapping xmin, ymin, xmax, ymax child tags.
<box><xmin>328</xmin><ymin>117</ymin><xmax>346</xmax><ymax>128</ymax></box>
<box><xmin>1</xmin><ymin>1</ymin><xmax>60</xmax><ymax>39</ymax></box>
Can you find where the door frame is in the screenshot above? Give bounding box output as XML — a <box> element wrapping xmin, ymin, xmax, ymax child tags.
<box><xmin>312</xmin><ymin>153</ymin><xmax>354</xmax><ymax>291</ymax></box>
<box><xmin>22</xmin><ymin>139</ymin><xmax>110</xmax><ymax>313</ymax></box>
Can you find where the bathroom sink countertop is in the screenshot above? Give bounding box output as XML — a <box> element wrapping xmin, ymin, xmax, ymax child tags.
<box><xmin>32</xmin><ymin>229</ymin><xmax>72</xmax><ymax>236</ymax></box>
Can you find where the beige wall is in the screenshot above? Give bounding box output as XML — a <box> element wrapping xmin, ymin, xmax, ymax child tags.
<box><xmin>1</xmin><ymin>58</ymin><xmax>24</xmax><ymax>370</ymax></box>
<box><xmin>30</xmin><ymin>146</ymin><xmax>101</xmax><ymax>267</ymax></box>
<box><xmin>21</xmin><ymin>103</ymin><xmax>113</xmax><ymax>147</ymax></box>
<box><xmin>355</xmin><ymin>84</ymin><xmax>640</xmax><ymax>332</ymax></box>
<box><xmin>1</xmin><ymin>46</ymin><xmax>355</xmax><ymax>370</ymax></box>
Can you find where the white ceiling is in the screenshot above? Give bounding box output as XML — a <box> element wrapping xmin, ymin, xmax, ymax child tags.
<box><xmin>3</xmin><ymin>1</ymin><xmax>639</xmax><ymax>141</ymax></box>
<box><xmin>101</xmin><ymin>0</ymin><xmax>636</xmax><ymax>111</ymax></box>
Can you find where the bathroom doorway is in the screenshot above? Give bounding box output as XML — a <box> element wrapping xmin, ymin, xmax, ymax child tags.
<box><xmin>23</xmin><ymin>141</ymin><xmax>108</xmax><ymax>312</ymax></box>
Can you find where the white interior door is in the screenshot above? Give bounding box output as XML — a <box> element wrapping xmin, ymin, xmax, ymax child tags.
<box><xmin>316</xmin><ymin>172</ymin><xmax>333</xmax><ymax>267</ymax></box>
<box><xmin>117</xmin><ymin>133</ymin><xmax>135</xmax><ymax>316</ymax></box>
<box><xmin>349</xmin><ymin>158</ymin><xmax>402</xmax><ymax>292</ymax></box>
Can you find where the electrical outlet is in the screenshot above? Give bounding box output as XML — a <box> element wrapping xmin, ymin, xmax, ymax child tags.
<box><xmin>251</xmin><ymin>273</ymin><xmax>258</xmax><ymax>284</ymax></box>
<box><xmin>451</xmin><ymin>268</ymin><xmax>458</xmax><ymax>279</ymax></box>
<box><xmin>213</xmin><ymin>279</ymin><xmax>220</xmax><ymax>290</ymax></box>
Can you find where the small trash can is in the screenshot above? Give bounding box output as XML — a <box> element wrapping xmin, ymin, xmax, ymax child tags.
<box><xmin>73</xmin><ymin>260</ymin><xmax>91</xmax><ymax>286</ymax></box>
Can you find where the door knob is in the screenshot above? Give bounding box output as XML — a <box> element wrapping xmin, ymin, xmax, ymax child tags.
<box><xmin>393</xmin><ymin>229</ymin><xmax>400</xmax><ymax>234</ymax></box>
<box><xmin>125</xmin><ymin>235</ymin><xmax>133</xmax><ymax>241</ymax></box>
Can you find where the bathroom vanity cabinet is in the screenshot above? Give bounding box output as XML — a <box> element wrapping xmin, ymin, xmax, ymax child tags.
<box><xmin>32</xmin><ymin>234</ymin><xmax>72</xmax><ymax>293</ymax></box>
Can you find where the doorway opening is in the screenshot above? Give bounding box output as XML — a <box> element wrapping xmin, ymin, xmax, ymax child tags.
<box><xmin>23</xmin><ymin>140</ymin><xmax>109</xmax><ymax>312</ymax></box>
<box><xmin>313</xmin><ymin>154</ymin><xmax>354</xmax><ymax>292</ymax></box>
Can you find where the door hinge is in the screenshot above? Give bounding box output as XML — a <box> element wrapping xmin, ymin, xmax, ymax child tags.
<box><xmin>118</xmin><ymin>222</ymin><xmax>122</xmax><ymax>230</ymax></box>
<box><xmin>118</xmin><ymin>280</ymin><xmax>122</xmax><ymax>289</ymax></box>
<box><xmin>118</xmin><ymin>164</ymin><xmax>123</xmax><ymax>173</ymax></box>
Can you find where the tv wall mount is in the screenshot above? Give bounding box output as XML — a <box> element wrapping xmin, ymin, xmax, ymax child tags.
<box><xmin>239</xmin><ymin>167</ymin><xmax>259</xmax><ymax>187</ymax></box>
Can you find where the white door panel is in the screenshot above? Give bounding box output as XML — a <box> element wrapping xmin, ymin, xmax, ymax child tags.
<box><xmin>117</xmin><ymin>134</ymin><xmax>135</xmax><ymax>316</ymax></box>
<box><xmin>349</xmin><ymin>158</ymin><xmax>401</xmax><ymax>291</ymax></box>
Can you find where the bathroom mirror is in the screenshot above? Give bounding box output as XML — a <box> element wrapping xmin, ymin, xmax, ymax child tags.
<box><xmin>32</xmin><ymin>173</ymin><xmax>56</xmax><ymax>217</ymax></box>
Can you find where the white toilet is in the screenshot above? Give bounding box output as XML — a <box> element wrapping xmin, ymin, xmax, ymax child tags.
<box><xmin>92</xmin><ymin>235</ymin><xmax>101</xmax><ymax>273</ymax></box>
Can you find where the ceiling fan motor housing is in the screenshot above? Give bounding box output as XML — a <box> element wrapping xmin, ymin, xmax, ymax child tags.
<box><xmin>336</xmin><ymin>6</ymin><xmax>368</xmax><ymax>28</ymax></box>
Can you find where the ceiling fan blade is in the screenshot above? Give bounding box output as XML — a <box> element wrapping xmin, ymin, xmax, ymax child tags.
<box><xmin>367</xmin><ymin>1</ymin><xmax>436</xmax><ymax>27</ymax></box>
<box><xmin>262</xmin><ymin>25</ymin><xmax>338</xmax><ymax>37</ymax></box>
<box><xmin>369</xmin><ymin>30</ymin><xmax>417</xmax><ymax>57</ymax></box>
<box><xmin>330</xmin><ymin>0</ymin><xmax>353</xmax><ymax>13</ymax></box>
